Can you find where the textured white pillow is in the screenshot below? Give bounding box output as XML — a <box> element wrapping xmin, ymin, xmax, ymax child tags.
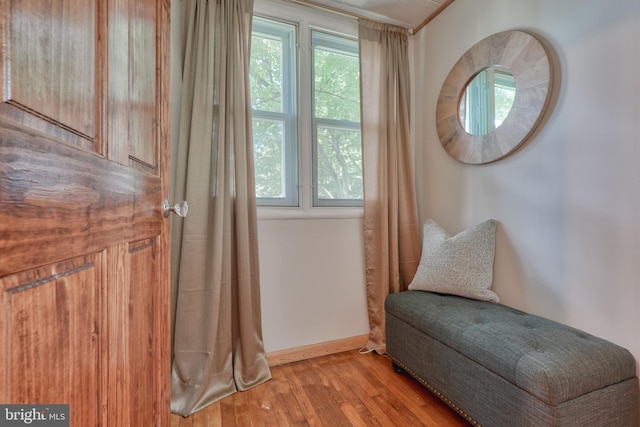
<box><xmin>408</xmin><ymin>219</ymin><xmax>499</xmax><ymax>302</ymax></box>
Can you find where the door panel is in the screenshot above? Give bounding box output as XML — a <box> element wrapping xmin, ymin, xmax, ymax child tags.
<box><xmin>0</xmin><ymin>0</ymin><xmax>170</xmax><ymax>425</ymax></box>
<box><xmin>129</xmin><ymin>0</ymin><xmax>157</xmax><ymax>169</ymax></box>
<box><xmin>108</xmin><ymin>0</ymin><xmax>157</xmax><ymax>170</ymax></box>
<box><xmin>128</xmin><ymin>238</ymin><xmax>159</xmax><ymax>426</ymax></box>
<box><xmin>0</xmin><ymin>255</ymin><xmax>101</xmax><ymax>426</ymax></box>
<box><xmin>106</xmin><ymin>238</ymin><xmax>161</xmax><ymax>426</ymax></box>
<box><xmin>106</xmin><ymin>243</ymin><xmax>132</xmax><ymax>427</ymax></box>
<box><xmin>107</xmin><ymin>0</ymin><xmax>132</xmax><ymax>164</ymax></box>
<box><xmin>1</xmin><ymin>0</ymin><xmax>96</xmax><ymax>146</ymax></box>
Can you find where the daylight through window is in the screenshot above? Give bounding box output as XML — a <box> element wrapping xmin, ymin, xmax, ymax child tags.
<box><xmin>250</xmin><ymin>17</ymin><xmax>297</xmax><ymax>206</ymax></box>
<box><xmin>312</xmin><ymin>31</ymin><xmax>362</xmax><ymax>206</ymax></box>
<box><xmin>250</xmin><ymin>14</ymin><xmax>362</xmax><ymax>208</ymax></box>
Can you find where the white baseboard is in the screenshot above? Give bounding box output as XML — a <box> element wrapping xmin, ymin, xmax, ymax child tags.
<box><xmin>265</xmin><ymin>334</ymin><xmax>369</xmax><ymax>366</ymax></box>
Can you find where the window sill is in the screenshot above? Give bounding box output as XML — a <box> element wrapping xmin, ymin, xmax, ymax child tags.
<box><xmin>257</xmin><ymin>206</ymin><xmax>364</xmax><ymax>220</ymax></box>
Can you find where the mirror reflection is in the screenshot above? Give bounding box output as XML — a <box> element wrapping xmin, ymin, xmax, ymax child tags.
<box><xmin>459</xmin><ymin>67</ymin><xmax>516</xmax><ymax>136</ymax></box>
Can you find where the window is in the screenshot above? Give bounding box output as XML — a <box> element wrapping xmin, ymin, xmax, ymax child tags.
<box><xmin>459</xmin><ymin>67</ymin><xmax>516</xmax><ymax>135</ymax></box>
<box><xmin>250</xmin><ymin>17</ymin><xmax>297</xmax><ymax>206</ymax></box>
<box><xmin>492</xmin><ymin>71</ymin><xmax>516</xmax><ymax>128</ymax></box>
<box><xmin>312</xmin><ymin>31</ymin><xmax>362</xmax><ymax>207</ymax></box>
<box><xmin>249</xmin><ymin>10</ymin><xmax>362</xmax><ymax>209</ymax></box>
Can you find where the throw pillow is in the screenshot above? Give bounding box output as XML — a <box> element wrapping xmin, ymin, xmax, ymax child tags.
<box><xmin>408</xmin><ymin>219</ymin><xmax>499</xmax><ymax>302</ymax></box>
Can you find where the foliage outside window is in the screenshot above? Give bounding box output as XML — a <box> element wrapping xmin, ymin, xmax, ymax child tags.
<box><xmin>249</xmin><ymin>15</ymin><xmax>362</xmax><ymax>208</ymax></box>
<box><xmin>250</xmin><ymin>17</ymin><xmax>297</xmax><ymax>206</ymax></box>
<box><xmin>312</xmin><ymin>31</ymin><xmax>362</xmax><ymax>207</ymax></box>
<box><xmin>460</xmin><ymin>68</ymin><xmax>516</xmax><ymax>135</ymax></box>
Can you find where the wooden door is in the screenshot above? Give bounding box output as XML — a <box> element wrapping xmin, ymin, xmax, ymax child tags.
<box><xmin>0</xmin><ymin>0</ymin><xmax>171</xmax><ymax>425</ymax></box>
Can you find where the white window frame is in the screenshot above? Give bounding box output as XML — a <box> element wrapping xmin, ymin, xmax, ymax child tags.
<box><xmin>251</xmin><ymin>17</ymin><xmax>298</xmax><ymax>207</ymax></box>
<box><xmin>253</xmin><ymin>0</ymin><xmax>363</xmax><ymax>219</ymax></box>
<box><xmin>311</xmin><ymin>30</ymin><xmax>362</xmax><ymax>208</ymax></box>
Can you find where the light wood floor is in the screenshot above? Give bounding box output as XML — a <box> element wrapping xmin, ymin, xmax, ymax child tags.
<box><xmin>170</xmin><ymin>349</ymin><xmax>468</xmax><ymax>426</ymax></box>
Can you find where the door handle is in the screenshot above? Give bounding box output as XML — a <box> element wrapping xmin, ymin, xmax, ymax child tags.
<box><xmin>163</xmin><ymin>199</ymin><xmax>188</xmax><ymax>218</ymax></box>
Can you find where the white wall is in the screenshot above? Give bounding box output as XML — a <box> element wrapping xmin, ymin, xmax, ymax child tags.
<box><xmin>258</xmin><ymin>217</ymin><xmax>368</xmax><ymax>352</ymax></box>
<box><xmin>410</xmin><ymin>0</ymin><xmax>640</xmax><ymax>369</ymax></box>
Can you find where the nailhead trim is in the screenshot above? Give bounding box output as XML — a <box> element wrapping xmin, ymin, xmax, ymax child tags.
<box><xmin>390</xmin><ymin>355</ymin><xmax>481</xmax><ymax>427</ymax></box>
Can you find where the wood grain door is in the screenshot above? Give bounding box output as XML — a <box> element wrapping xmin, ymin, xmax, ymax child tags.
<box><xmin>0</xmin><ymin>0</ymin><xmax>171</xmax><ymax>425</ymax></box>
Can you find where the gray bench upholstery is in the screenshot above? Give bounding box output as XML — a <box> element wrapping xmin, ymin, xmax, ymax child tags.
<box><xmin>386</xmin><ymin>290</ymin><xmax>639</xmax><ymax>426</ymax></box>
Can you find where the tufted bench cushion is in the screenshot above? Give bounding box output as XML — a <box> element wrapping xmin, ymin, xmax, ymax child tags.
<box><xmin>385</xmin><ymin>290</ymin><xmax>639</xmax><ymax>426</ymax></box>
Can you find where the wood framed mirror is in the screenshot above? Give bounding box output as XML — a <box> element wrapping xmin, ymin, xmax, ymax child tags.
<box><xmin>436</xmin><ymin>30</ymin><xmax>552</xmax><ymax>164</ymax></box>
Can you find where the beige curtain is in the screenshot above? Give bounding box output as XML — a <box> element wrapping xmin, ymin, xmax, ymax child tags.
<box><xmin>359</xmin><ymin>20</ymin><xmax>422</xmax><ymax>354</ymax></box>
<box><xmin>170</xmin><ymin>0</ymin><xmax>271</xmax><ymax>416</ymax></box>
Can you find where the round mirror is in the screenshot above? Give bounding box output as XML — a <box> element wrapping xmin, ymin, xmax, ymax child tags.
<box><xmin>459</xmin><ymin>67</ymin><xmax>515</xmax><ymax>136</ymax></box>
<box><xmin>436</xmin><ymin>31</ymin><xmax>552</xmax><ymax>164</ymax></box>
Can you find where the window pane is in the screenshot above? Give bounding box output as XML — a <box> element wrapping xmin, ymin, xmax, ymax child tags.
<box><xmin>316</xmin><ymin>125</ymin><xmax>362</xmax><ymax>200</ymax></box>
<box><xmin>253</xmin><ymin>118</ymin><xmax>285</xmax><ymax>198</ymax></box>
<box><xmin>312</xmin><ymin>31</ymin><xmax>362</xmax><ymax>206</ymax></box>
<box><xmin>494</xmin><ymin>71</ymin><xmax>516</xmax><ymax>128</ymax></box>
<box><xmin>250</xmin><ymin>17</ymin><xmax>297</xmax><ymax>206</ymax></box>
<box><xmin>313</xmin><ymin>36</ymin><xmax>360</xmax><ymax>122</ymax></box>
<box><xmin>250</xmin><ymin>32</ymin><xmax>283</xmax><ymax>113</ymax></box>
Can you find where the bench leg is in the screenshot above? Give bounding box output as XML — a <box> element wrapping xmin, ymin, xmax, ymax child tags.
<box><xmin>392</xmin><ymin>361</ymin><xmax>406</xmax><ymax>374</ymax></box>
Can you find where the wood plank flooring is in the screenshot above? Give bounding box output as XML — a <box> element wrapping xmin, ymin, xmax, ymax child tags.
<box><xmin>170</xmin><ymin>349</ymin><xmax>468</xmax><ymax>426</ymax></box>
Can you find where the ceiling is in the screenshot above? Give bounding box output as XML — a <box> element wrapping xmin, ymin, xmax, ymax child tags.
<box><xmin>294</xmin><ymin>0</ymin><xmax>454</xmax><ymax>31</ymax></box>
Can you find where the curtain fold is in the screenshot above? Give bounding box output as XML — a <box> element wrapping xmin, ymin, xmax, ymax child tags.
<box><xmin>359</xmin><ymin>20</ymin><xmax>422</xmax><ymax>354</ymax></box>
<box><xmin>170</xmin><ymin>0</ymin><xmax>271</xmax><ymax>416</ymax></box>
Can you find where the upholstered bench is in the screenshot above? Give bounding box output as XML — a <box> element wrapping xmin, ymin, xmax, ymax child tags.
<box><xmin>386</xmin><ymin>290</ymin><xmax>639</xmax><ymax>426</ymax></box>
